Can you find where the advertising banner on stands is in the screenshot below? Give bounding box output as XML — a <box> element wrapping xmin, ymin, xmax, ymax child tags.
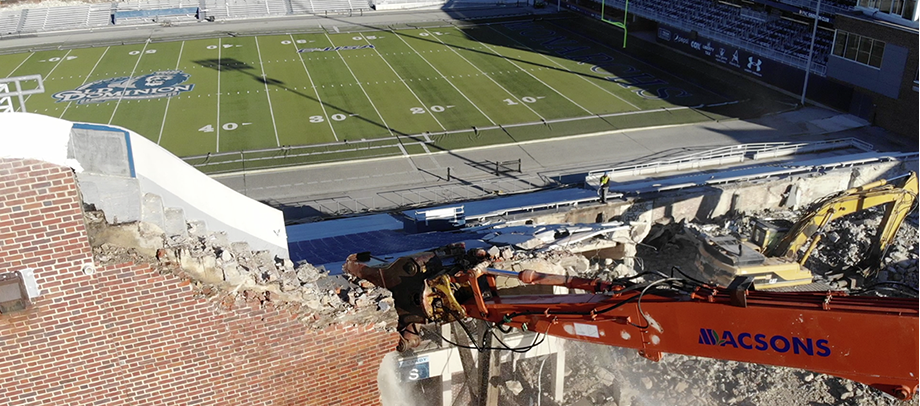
<box><xmin>654</xmin><ymin>24</ymin><xmax>851</xmax><ymax>109</ymax></box>
<box><xmin>656</xmin><ymin>25</ymin><xmax>785</xmax><ymax>82</ymax></box>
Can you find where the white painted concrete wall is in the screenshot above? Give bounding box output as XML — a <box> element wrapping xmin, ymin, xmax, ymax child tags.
<box><xmin>0</xmin><ymin>112</ymin><xmax>288</xmax><ymax>257</ymax></box>
<box><xmin>127</xmin><ymin>129</ymin><xmax>288</xmax><ymax>257</ymax></box>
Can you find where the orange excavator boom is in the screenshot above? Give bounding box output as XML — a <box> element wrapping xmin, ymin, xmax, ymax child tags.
<box><xmin>344</xmin><ymin>244</ymin><xmax>919</xmax><ymax>400</ymax></box>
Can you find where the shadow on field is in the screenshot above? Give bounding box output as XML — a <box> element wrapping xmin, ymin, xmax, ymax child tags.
<box><xmin>191</xmin><ymin>58</ymin><xmax>534</xmax><ymax>184</ymax></box>
<box><xmin>319</xmin><ymin>12</ymin><xmax>801</xmax><ymax>125</ymax></box>
<box><xmin>192</xmin><ymin>57</ymin><xmax>419</xmax><ymax>139</ymax></box>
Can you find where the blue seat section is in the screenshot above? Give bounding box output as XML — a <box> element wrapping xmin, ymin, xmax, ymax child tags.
<box><xmin>288</xmin><ymin>229</ymin><xmax>483</xmax><ymax>272</ymax></box>
<box><xmin>287</xmin><ymin>188</ymin><xmax>599</xmax><ymax>272</ymax></box>
<box><xmin>114</xmin><ymin>7</ymin><xmax>199</xmax><ymax>19</ymax></box>
<box><xmin>286</xmin><ymin>213</ymin><xmax>404</xmax><ymax>241</ymax></box>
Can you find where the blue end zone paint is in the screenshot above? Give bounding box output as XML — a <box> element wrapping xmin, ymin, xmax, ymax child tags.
<box><xmin>71</xmin><ymin>123</ymin><xmax>136</xmax><ymax>178</ymax></box>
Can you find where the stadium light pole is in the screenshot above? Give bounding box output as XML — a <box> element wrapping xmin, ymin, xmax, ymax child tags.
<box><xmin>801</xmin><ymin>0</ymin><xmax>821</xmax><ymax>106</ymax></box>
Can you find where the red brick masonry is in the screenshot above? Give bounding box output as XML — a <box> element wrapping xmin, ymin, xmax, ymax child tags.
<box><xmin>1</xmin><ymin>158</ymin><xmax>397</xmax><ymax>405</ymax></box>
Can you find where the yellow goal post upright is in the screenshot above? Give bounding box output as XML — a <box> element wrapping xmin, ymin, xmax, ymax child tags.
<box><xmin>0</xmin><ymin>75</ymin><xmax>45</xmax><ymax>113</ymax></box>
<box><xmin>599</xmin><ymin>0</ymin><xmax>629</xmax><ymax>48</ymax></box>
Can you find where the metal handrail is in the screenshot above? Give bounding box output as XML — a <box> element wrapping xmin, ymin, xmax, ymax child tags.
<box><xmin>585</xmin><ymin>138</ymin><xmax>874</xmax><ymax>186</ymax></box>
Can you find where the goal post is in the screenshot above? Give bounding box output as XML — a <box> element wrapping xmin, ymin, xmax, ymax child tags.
<box><xmin>0</xmin><ymin>75</ymin><xmax>45</xmax><ymax>113</ymax></box>
<box><xmin>599</xmin><ymin>0</ymin><xmax>630</xmax><ymax>48</ymax></box>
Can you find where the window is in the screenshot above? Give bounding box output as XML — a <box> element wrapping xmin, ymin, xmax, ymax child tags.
<box><xmin>902</xmin><ymin>0</ymin><xmax>917</xmax><ymax>18</ymax></box>
<box><xmin>844</xmin><ymin>34</ymin><xmax>859</xmax><ymax>59</ymax></box>
<box><xmin>856</xmin><ymin>37</ymin><xmax>873</xmax><ymax>64</ymax></box>
<box><xmin>879</xmin><ymin>0</ymin><xmax>893</xmax><ymax>12</ymax></box>
<box><xmin>833</xmin><ymin>31</ymin><xmax>848</xmax><ymax>56</ymax></box>
<box><xmin>832</xmin><ymin>30</ymin><xmax>885</xmax><ymax>68</ymax></box>
<box><xmin>868</xmin><ymin>41</ymin><xmax>885</xmax><ymax>67</ymax></box>
<box><xmin>858</xmin><ymin>0</ymin><xmax>917</xmax><ymax>16</ymax></box>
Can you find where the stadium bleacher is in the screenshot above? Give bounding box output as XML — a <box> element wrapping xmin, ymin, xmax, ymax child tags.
<box><xmin>309</xmin><ymin>0</ymin><xmax>362</xmax><ymax>13</ymax></box>
<box><xmin>0</xmin><ymin>0</ymin><xmax>835</xmax><ymax>65</ymax></box>
<box><xmin>0</xmin><ymin>0</ymin><xmax>373</xmax><ymax>36</ymax></box>
<box><xmin>602</xmin><ymin>0</ymin><xmax>836</xmax><ymax>72</ymax></box>
<box><xmin>289</xmin><ymin>0</ymin><xmax>316</xmax><ymax>14</ymax></box>
<box><xmin>0</xmin><ymin>9</ymin><xmax>23</xmax><ymax>36</ymax></box>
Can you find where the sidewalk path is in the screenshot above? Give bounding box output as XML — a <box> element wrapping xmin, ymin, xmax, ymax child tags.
<box><xmin>214</xmin><ymin>107</ymin><xmax>912</xmax><ymax>219</ymax></box>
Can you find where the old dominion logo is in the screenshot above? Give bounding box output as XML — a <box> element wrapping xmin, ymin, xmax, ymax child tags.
<box><xmin>52</xmin><ymin>70</ymin><xmax>194</xmax><ymax>104</ymax></box>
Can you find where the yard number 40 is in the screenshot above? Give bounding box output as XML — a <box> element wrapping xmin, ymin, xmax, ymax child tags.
<box><xmin>199</xmin><ymin>123</ymin><xmax>243</xmax><ymax>132</ymax></box>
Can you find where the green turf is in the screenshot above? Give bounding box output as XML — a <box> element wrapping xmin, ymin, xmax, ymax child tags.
<box><xmin>4</xmin><ymin>17</ymin><xmax>733</xmax><ymax>173</ymax></box>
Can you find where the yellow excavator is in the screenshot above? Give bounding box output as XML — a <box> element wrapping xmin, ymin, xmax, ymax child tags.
<box><xmin>693</xmin><ymin>171</ymin><xmax>918</xmax><ymax>290</ymax></box>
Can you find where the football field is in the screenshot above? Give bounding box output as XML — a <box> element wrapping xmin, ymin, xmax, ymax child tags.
<box><xmin>1</xmin><ymin>17</ymin><xmax>734</xmax><ymax>173</ymax></box>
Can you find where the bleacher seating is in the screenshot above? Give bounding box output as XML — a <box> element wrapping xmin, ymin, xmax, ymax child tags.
<box><xmin>603</xmin><ymin>0</ymin><xmax>836</xmax><ymax>73</ymax></box>
<box><xmin>86</xmin><ymin>4</ymin><xmax>115</xmax><ymax>27</ymax></box>
<box><xmin>0</xmin><ymin>9</ymin><xmax>23</xmax><ymax>36</ymax></box>
<box><xmin>371</xmin><ymin>0</ymin><xmax>514</xmax><ymax>10</ymax></box>
<box><xmin>203</xmin><ymin>0</ymin><xmax>228</xmax><ymax>19</ymax></box>
<box><xmin>779</xmin><ymin>0</ymin><xmax>855</xmax><ymax>16</ymax></box>
<box><xmin>309</xmin><ymin>0</ymin><xmax>362</xmax><ymax>13</ymax></box>
<box><xmin>289</xmin><ymin>0</ymin><xmax>316</xmax><ymax>13</ymax></box>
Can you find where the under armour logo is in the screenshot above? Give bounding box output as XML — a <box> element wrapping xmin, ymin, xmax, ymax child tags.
<box><xmin>747</xmin><ymin>57</ymin><xmax>762</xmax><ymax>72</ymax></box>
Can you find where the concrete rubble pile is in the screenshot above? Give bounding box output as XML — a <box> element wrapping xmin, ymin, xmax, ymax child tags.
<box><xmin>516</xmin><ymin>207</ymin><xmax>918</xmax><ymax>405</ymax></box>
<box><xmin>84</xmin><ymin>210</ymin><xmax>396</xmax><ymax>330</ymax></box>
<box><xmin>805</xmin><ymin>207</ymin><xmax>919</xmax><ymax>291</ymax></box>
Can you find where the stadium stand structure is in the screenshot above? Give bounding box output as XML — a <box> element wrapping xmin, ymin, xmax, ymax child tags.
<box><xmin>0</xmin><ymin>9</ymin><xmax>22</xmax><ymax>36</ymax></box>
<box><xmin>15</xmin><ymin>4</ymin><xmax>113</xmax><ymax>33</ymax></box>
<box><xmin>601</xmin><ymin>0</ymin><xmax>836</xmax><ymax>73</ymax></box>
<box><xmin>371</xmin><ymin>0</ymin><xmax>512</xmax><ymax>11</ymax></box>
<box><xmin>0</xmin><ymin>0</ymin><xmax>369</xmax><ymax>36</ymax></box>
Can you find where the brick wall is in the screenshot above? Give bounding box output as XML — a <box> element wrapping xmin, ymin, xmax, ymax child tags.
<box><xmin>0</xmin><ymin>158</ymin><xmax>399</xmax><ymax>405</ymax></box>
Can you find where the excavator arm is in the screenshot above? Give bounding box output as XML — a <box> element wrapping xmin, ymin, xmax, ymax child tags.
<box><xmin>345</xmin><ymin>244</ymin><xmax>919</xmax><ymax>400</ymax></box>
<box><xmin>770</xmin><ymin>172</ymin><xmax>919</xmax><ymax>270</ymax></box>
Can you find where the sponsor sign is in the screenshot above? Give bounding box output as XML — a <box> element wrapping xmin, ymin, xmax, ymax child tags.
<box><xmin>797</xmin><ymin>9</ymin><xmax>831</xmax><ymax>22</ymax></box>
<box><xmin>398</xmin><ymin>355</ymin><xmax>430</xmax><ymax>382</ymax></box>
<box><xmin>656</xmin><ymin>25</ymin><xmax>773</xmax><ymax>78</ymax></box>
<box><xmin>52</xmin><ymin>70</ymin><xmax>194</xmax><ymax>104</ymax></box>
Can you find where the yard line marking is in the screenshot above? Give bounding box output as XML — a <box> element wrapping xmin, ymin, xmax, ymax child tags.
<box><xmin>60</xmin><ymin>47</ymin><xmax>110</xmax><ymax>119</ymax></box>
<box><xmin>323</xmin><ymin>32</ymin><xmax>393</xmax><ymax>137</ymax></box>
<box><xmin>393</xmin><ymin>31</ymin><xmax>496</xmax><ymax>125</ymax></box>
<box><xmin>4</xmin><ymin>53</ymin><xmax>34</xmax><ymax>78</ymax></box>
<box><xmin>254</xmin><ymin>37</ymin><xmax>280</xmax><ymax>147</ymax></box>
<box><xmin>108</xmin><ymin>42</ymin><xmax>148</xmax><ymax>124</ymax></box>
<box><xmin>422</xmin><ymin>28</ymin><xmax>543</xmax><ymax>122</ymax></box>
<box><xmin>462</xmin><ymin>28</ymin><xmax>594</xmax><ymax>115</ymax></box>
<box><xmin>360</xmin><ymin>33</ymin><xmax>445</xmax><ymax>132</ymax></box>
<box><xmin>289</xmin><ymin>34</ymin><xmax>338</xmax><ymax>141</ymax></box>
<box><xmin>216</xmin><ymin>38</ymin><xmax>222</xmax><ymax>152</ymax></box>
<box><xmin>157</xmin><ymin>41</ymin><xmax>184</xmax><ymax>145</ymax></box>
<box><xmin>22</xmin><ymin>50</ymin><xmax>71</xmax><ymax>107</ymax></box>
<box><xmin>486</xmin><ymin>25</ymin><xmax>640</xmax><ymax>110</ymax></box>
